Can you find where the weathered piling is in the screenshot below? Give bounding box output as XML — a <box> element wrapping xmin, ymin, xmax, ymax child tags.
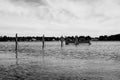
<box><xmin>15</xmin><ymin>33</ymin><xmax>18</xmax><ymax>65</ymax></box>
<box><xmin>42</xmin><ymin>34</ymin><xmax>45</xmax><ymax>49</ymax></box>
<box><xmin>60</xmin><ymin>36</ymin><xmax>64</xmax><ymax>48</ymax></box>
<box><xmin>41</xmin><ymin>34</ymin><xmax>45</xmax><ymax>65</ymax></box>
<box><xmin>75</xmin><ymin>36</ymin><xmax>79</xmax><ymax>46</ymax></box>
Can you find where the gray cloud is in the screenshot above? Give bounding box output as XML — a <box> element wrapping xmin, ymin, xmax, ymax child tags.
<box><xmin>1</xmin><ymin>0</ymin><xmax>120</xmax><ymax>36</ymax></box>
<box><xmin>1</xmin><ymin>0</ymin><xmax>120</xmax><ymax>23</ymax></box>
<box><xmin>69</xmin><ymin>0</ymin><xmax>102</xmax><ymax>5</ymax></box>
<box><xmin>10</xmin><ymin>0</ymin><xmax>47</xmax><ymax>7</ymax></box>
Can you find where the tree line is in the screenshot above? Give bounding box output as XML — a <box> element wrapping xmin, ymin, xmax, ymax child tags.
<box><xmin>98</xmin><ymin>34</ymin><xmax>120</xmax><ymax>41</ymax></box>
<box><xmin>0</xmin><ymin>36</ymin><xmax>91</xmax><ymax>42</ymax></box>
<box><xmin>0</xmin><ymin>34</ymin><xmax>120</xmax><ymax>41</ymax></box>
<box><xmin>0</xmin><ymin>36</ymin><xmax>60</xmax><ymax>41</ymax></box>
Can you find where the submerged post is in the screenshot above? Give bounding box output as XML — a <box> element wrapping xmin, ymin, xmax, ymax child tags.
<box><xmin>41</xmin><ymin>34</ymin><xmax>45</xmax><ymax>64</ymax></box>
<box><xmin>60</xmin><ymin>36</ymin><xmax>64</xmax><ymax>48</ymax></box>
<box><xmin>15</xmin><ymin>33</ymin><xmax>18</xmax><ymax>64</ymax></box>
<box><xmin>42</xmin><ymin>34</ymin><xmax>45</xmax><ymax>49</ymax></box>
<box><xmin>75</xmin><ymin>36</ymin><xmax>79</xmax><ymax>46</ymax></box>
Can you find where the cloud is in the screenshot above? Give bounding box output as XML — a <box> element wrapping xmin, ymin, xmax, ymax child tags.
<box><xmin>1</xmin><ymin>0</ymin><xmax>120</xmax><ymax>22</ymax></box>
<box><xmin>69</xmin><ymin>0</ymin><xmax>101</xmax><ymax>4</ymax></box>
<box><xmin>11</xmin><ymin>0</ymin><xmax>47</xmax><ymax>7</ymax></box>
<box><xmin>0</xmin><ymin>0</ymin><xmax>78</xmax><ymax>23</ymax></box>
<box><xmin>1</xmin><ymin>0</ymin><xmax>120</xmax><ymax>23</ymax></box>
<box><xmin>0</xmin><ymin>0</ymin><xmax>120</xmax><ymax>36</ymax></box>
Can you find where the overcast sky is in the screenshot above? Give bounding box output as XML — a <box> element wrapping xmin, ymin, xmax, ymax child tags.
<box><xmin>0</xmin><ymin>0</ymin><xmax>120</xmax><ymax>37</ymax></box>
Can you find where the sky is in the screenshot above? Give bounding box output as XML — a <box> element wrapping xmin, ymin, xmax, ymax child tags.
<box><xmin>0</xmin><ymin>0</ymin><xmax>120</xmax><ymax>37</ymax></box>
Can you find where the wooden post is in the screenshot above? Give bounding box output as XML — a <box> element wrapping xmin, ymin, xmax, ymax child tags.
<box><xmin>60</xmin><ymin>36</ymin><xmax>64</xmax><ymax>48</ymax></box>
<box><xmin>75</xmin><ymin>36</ymin><xmax>79</xmax><ymax>46</ymax></box>
<box><xmin>15</xmin><ymin>33</ymin><xmax>18</xmax><ymax>65</ymax></box>
<box><xmin>65</xmin><ymin>36</ymin><xmax>69</xmax><ymax>45</ymax></box>
<box><xmin>42</xmin><ymin>34</ymin><xmax>45</xmax><ymax>49</ymax></box>
<box><xmin>41</xmin><ymin>34</ymin><xmax>45</xmax><ymax>65</ymax></box>
<box><xmin>60</xmin><ymin>36</ymin><xmax>64</xmax><ymax>59</ymax></box>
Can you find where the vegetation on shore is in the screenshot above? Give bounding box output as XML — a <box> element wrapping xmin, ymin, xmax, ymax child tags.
<box><xmin>0</xmin><ymin>34</ymin><xmax>120</xmax><ymax>41</ymax></box>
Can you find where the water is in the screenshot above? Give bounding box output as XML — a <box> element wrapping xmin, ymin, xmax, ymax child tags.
<box><xmin>0</xmin><ymin>41</ymin><xmax>120</xmax><ymax>60</ymax></box>
<box><xmin>0</xmin><ymin>41</ymin><xmax>120</xmax><ymax>80</ymax></box>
